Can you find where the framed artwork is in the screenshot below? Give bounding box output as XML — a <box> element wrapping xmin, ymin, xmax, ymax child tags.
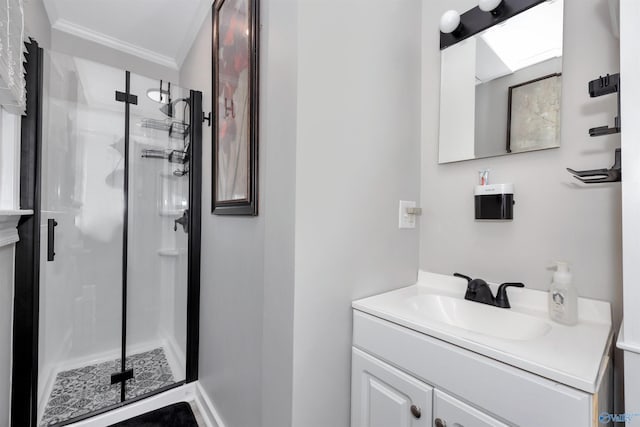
<box><xmin>212</xmin><ymin>0</ymin><xmax>259</xmax><ymax>215</ymax></box>
<box><xmin>506</xmin><ymin>73</ymin><xmax>562</xmax><ymax>154</ymax></box>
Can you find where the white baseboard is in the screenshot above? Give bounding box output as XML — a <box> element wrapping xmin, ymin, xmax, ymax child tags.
<box><xmin>67</xmin><ymin>382</ymin><xmax>219</xmax><ymax>427</ymax></box>
<box><xmin>194</xmin><ymin>382</ymin><xmax>225</xmax><ymax>427</ymax></box>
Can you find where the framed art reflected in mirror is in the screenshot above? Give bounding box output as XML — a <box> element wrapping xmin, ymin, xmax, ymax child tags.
<box><xmin>212</xmin><ymin>0</ymin><xmax>259</xmax><ymax>215</ymax></box>
<box><xmin>507</xmin><ymin>73</ymin><xmax>562</xmax><ymax>154</ymax></box>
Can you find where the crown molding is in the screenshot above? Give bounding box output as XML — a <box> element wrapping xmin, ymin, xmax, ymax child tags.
<box><xmin>52</xmin><ymin>19</ymin><xmax>179</xmax><ymax>70</ymax></box>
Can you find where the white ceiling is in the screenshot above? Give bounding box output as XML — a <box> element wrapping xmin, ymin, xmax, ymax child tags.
<box><xmin>42</xmin><ymin>0</ymin><xmax>214</xmax><ymax>70</ymax></box>
<box><xmin>481</xmin><ymin>0</ymin><xmax>563</xmax><ymax>73</ymax></box>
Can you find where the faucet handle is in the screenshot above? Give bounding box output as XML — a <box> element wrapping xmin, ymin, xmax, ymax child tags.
<box><xmin>453</xmin><ymin>272</ymin><xmax>473</xmax><ymax>283</ymax></box>
<box><xmin>495</xmin><ymin>282</ymin><xmax>525</xmax><ymax>309</ymax></box>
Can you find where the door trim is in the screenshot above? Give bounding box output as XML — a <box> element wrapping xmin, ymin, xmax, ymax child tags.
<box><xmin>11</xmin><ymin>38</ymin><xmax>43</xmax><ymax>427</ymax></box>
<box><xmin>186</xmin><ymin>90</ymin><xmax>202</xmax><ymax>382</ymax></box>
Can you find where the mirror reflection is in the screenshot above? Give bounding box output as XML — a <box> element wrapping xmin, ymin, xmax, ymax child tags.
<box><xmin>438</xmin><ymin>0</ymin><xmax>564</xmax><ymax>164</ymax></box>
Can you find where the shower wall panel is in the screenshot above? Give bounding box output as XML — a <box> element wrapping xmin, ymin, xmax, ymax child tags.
<box><xmin>127</xmin><ymin>72</ymin><xmax>189</xmax><ymax>380</ymax></box>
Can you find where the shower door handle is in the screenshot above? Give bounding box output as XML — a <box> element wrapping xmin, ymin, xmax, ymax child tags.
<box><xmin>47</xmin><ymin>218</ymin><xmax>58</xmax><ymax>261</ymax></box>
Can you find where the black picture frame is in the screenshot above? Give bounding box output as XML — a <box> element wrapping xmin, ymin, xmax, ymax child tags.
<box><xmin>212</xmin><ymin>0</ymin><xmax>259</xmax><ymax>215</ymax></box>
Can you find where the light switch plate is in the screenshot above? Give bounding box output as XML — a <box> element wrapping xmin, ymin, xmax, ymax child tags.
<box><xmin>399</xmin><ymin>200</ymin><xmax>417</xmax><ymax>229</ymax></box>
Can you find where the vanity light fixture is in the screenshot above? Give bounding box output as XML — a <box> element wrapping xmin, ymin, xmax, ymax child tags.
<box><xmin>440</xmin><ymin>0</ymin><xmax>546</xmax><ymax>50</ymax></box>
<box><xmin>439</xmin><ymin>10</ymin><xmax>463</xmax><ymax>35</ymax></box>
<box><xmin>479</xmin><ymin>0</ymin><xmax>505</xmax><ymax>15</ymax></box>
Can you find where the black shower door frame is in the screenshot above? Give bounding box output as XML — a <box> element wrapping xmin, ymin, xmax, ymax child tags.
<box><xmin>10</xmin><ymin>41</ymin><xmax>202</xmax><ymax>427</ymax></box>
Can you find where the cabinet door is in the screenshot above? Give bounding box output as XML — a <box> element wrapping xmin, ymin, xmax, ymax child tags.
<box><xmin>434</xmin><ymin>390</ymin><xmax>509</xmax><ymax>427</ymax></box>
<box><xmin>352</xmin><ymin>348</ymin><xmax>433</xmax><ymax>427</ymax></box>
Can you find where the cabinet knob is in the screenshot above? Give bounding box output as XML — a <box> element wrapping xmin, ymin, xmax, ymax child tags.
<box><xmin>410</xmin><ymin>404</ymin><xmax>422</xmax><ymax>419</ymax></box>
<box><xmin>434</xmin><ymin>418</ymin><xmax>447</xmax><ymax>427</ymax></box>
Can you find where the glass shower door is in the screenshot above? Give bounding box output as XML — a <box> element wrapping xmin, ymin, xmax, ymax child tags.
<box><xmin>37</xmin><ymin>53</ymin><xmax>195</xmax><ymax>427</ymax></box>
<box><xmin>38</xmin><ymin>52</ymin><xmax>126</xmax><ymax>425</ymax></box>
<box><xmin>122</xmin><ymin>73</ymin><xmax>190</xmax><ymax>397</ymax></box>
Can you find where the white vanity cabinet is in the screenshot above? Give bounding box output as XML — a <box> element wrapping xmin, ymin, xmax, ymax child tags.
<box><xmin>352</xmin><ymin>347</ymin><xmax>509</xmax><ymax>427</ymax></box>
<box><xmin>351</xmin><ymin>310</ymin><xmax>612</xmax><ymax>427</ymax></box>
<box><xmin>351</xmin><ymin>348</ymin><xmax>432</xmax><ymax>427</ymax></box>
<box><xmin>351</xmin><ymin>272</ymin><xmax>613</xmax><ymax>427</ymax></box>
<box><xmin>433</xmin><ymin>390</ymin><xmax>509</xmax><ymax>427</ymax></box>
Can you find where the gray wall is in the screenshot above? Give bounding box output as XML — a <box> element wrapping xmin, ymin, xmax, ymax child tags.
<box><xmin>0</xmin><ymin>245</ymin><xmax>13</xmax><ymax>427</ymax></box>
<box><xmin>180</xmin><ymin>0</ymin><xmax>421</xmax><ymax>426</ymax></box>
<box><xmin>291</xmin><ymin>0</ymin><xmax>422</xmax><ymax>426</ymax></box>
<box><xmin>24</xmin><ymin>0</ymin><xmax>51</xmax><ymax>48</ymax></box>
<box><xmin>475</xmin><ymin>57</ymin><xmax>563</xmax><ymax>158</ymax></box>
<box><xmin>180</xmin><ymin>10</ymin><xmax>265</xmax><ymax>426</ymax></box>
<box><xmin>179</xmin><ymin>2</ymin><xmax>299</xmax><ymax>425</ymax></box>
<box><xmin>422</xmin><ymin>0</ymin><xmax>622</xmax><ymax>321</ymax></box>
<box><xmin>259</xmin><ymin>0</ymin><xmax>297</xmax><ymax>425</ymax></box>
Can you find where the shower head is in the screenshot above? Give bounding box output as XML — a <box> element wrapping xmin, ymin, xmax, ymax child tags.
<box><xmin>160</xmin><ymin>97</ymin><xmax>190</xmax><ymax>118</ymax></box>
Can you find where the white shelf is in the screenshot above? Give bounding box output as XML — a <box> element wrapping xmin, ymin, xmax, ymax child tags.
<box><xmin>0</xmin><ymin>209</ymin><xmax>33</xmax><ymax>216</ymax></box>
<box><xmin>0</xmin><ymin>209</ymin><xmax>33</xmax><ymax>247</ymax></box>
<box><xmin>159</xmin><ymin>172</ymin><xmax>180</xmax><ymax>179</ymax></box>
<box><xmin>157</xmin><ymin>248</ymin><xmax>182</xmax><ymax>257</ymax></box>
<box><xmin>158</xmin><ymin>209</ymin><xmax>184</xmax><ymax>217</ymax></box>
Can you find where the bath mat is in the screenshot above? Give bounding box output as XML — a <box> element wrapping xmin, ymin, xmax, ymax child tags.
<box><xmin>108</xmin><ymin>402</ymin><xmax>198</xmax><ymax>427</ymax></box>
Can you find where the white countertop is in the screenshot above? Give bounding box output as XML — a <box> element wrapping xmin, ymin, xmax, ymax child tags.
<box><xmin>352</xmin><ymin>271</ymin><xmax>612</xmax><ymax>393</ymax></box>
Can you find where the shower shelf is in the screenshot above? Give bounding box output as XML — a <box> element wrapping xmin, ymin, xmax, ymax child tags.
<box><xmin>157</xmin><ymin>248</ymin><xmax>182</xmax><ymax>257</ymax></box>
<box><xmin>160</xmin><ymin>172</ymin><xmax>182</xmax><ymax>179</ymax></box>
<box><xmin>159</xmin><ymin>209</ymin><xmax>184</xmax><ymax>217</ymax></box>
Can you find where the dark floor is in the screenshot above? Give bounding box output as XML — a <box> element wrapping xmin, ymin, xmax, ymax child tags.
<box><xmin>108</xmin><ymin>402</ymin><xmax>198</xmax><ymax>427</ymax></box>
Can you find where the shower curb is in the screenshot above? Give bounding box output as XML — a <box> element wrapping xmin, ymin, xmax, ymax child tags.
<box><xmin>66</xmin><ymin>382</ymin><xmax>218</xmax><ymax>427</ymax></box>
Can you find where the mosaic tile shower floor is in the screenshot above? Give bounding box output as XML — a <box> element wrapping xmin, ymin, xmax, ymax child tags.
<box><xmin>40</xmin><ymin>347</ymin><xmax>175</xmax><ymax>426</ymax></box>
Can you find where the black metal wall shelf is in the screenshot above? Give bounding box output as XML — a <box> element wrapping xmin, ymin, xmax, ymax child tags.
<box><xmin>568</xmin><ymin>148</ymin><xmax>621</xmax><ymax>184</ymax></box>
<box><xmin>588</xmin><ymin>73</ymin><xmax>621</xmax><ymax>137</ymax></box>
<box><xmin>567</xmin><ymin>73</ymin><xmax>621</xmax><ymax>184</ymax></box>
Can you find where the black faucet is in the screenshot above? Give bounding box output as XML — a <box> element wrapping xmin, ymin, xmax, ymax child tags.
<box><xmin>494</xmin><ymin>282</ymin><xmax>526</xmax><ymax>308</ymax></box>
<box><xmin>454</xmin><ymin>273</ymin><xmax>524</xmax><ymax>309</ymax></box>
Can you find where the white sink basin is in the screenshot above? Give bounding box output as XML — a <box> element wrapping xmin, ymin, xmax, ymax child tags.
<box><xmin>352</xmin><ymin>270</ymin><xmax>612</xmax><ymax>393</ymax></box>
<box><xmin>406</xmin><ymin>294</ymin><xmax>551</xmax><ymax>341</ymax></box>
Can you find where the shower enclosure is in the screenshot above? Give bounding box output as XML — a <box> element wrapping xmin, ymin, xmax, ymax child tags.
<box><xmin>13</xmin><ymin>46</ymin><xmax>202</xmax><ymax>427</ymax></box>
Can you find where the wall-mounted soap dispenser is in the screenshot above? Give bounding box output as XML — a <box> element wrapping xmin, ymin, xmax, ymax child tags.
<box><xmin>475</xmin><ymin>184</ymin><xmax>514</xmax><ymax>220</ymax></box>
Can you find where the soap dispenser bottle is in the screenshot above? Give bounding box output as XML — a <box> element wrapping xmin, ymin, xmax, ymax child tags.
<box><xmin>548</xmin><ymin>261</ymin><xmax>578</xmax><ymax>325</ymax></box>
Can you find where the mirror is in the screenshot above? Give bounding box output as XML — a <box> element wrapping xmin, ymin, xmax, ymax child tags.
<box><xmin>438</xmin><ymin>0</ymin><xmax>564</xmax><ymax>164</ymax></box>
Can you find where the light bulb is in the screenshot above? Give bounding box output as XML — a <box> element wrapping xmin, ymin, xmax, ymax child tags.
<box><xmin>439</xmin><ymin>10</ymin><xmax>461</xmax><ymax>34</ymax></box>
<box><xmin>479</xmin><ymin>0</ymin><xmax>504</xmax><ymax>13</ymax></box>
